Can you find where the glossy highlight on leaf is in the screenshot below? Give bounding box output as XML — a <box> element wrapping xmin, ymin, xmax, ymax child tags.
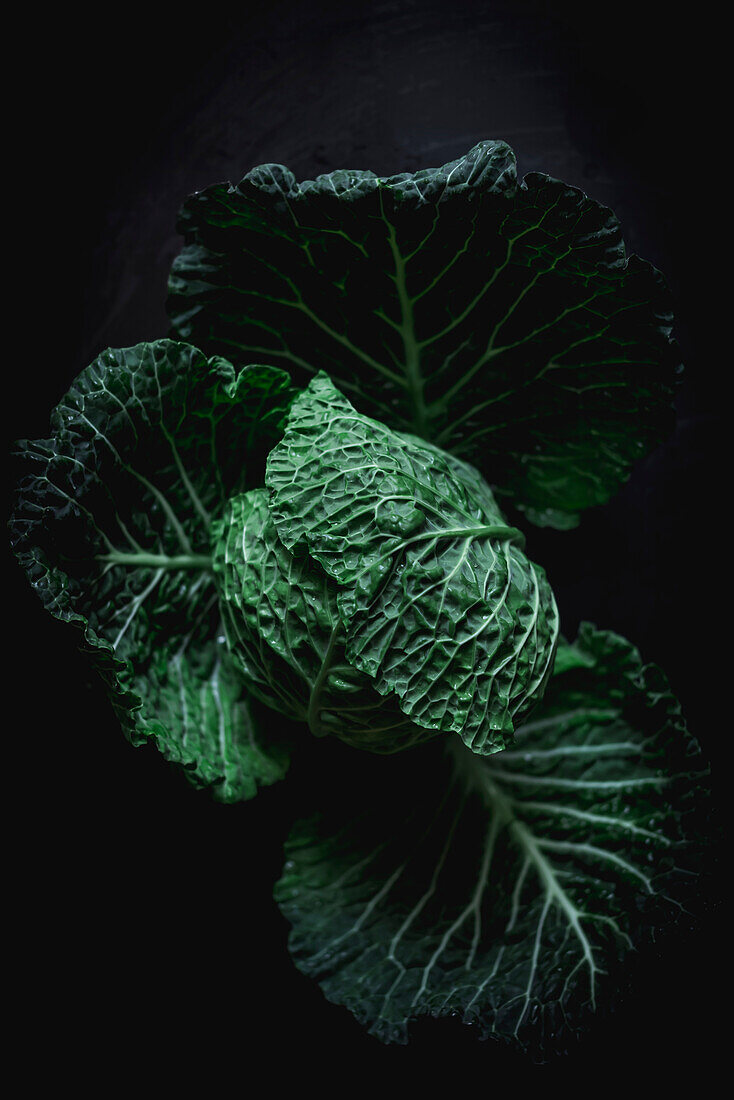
<box><xmin>168</xmin><ymin>139</ymin><xmax>679</xmax><ymax>529</ymax></box>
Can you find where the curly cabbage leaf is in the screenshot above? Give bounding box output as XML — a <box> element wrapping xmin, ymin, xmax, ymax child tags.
<box><xmin>256</xmin><ymin>373</ymin><xmax>558</xmax><ymax>754</ymax></box>
<box><xmin>214</xmin><ymin>489</ymin><xmax>426</xmax><ymax>752</ymax></box>
<box><xmin>275</xmin><ymin>624</ymin><xmax>709</xmax><ymax>1054</ymax></box>
<box><xmin>10</xmin><ymin>340</ymin><xmax>297</xmax><ymax>801</ymax></box>
<box><xmin>168</xmin><ymin>139</ymin><xmax>679</xmax><ymax>529</ymax></box>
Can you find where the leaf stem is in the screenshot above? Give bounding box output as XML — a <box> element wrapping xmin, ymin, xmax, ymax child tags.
<box><xmin>97</xmin><ymin>551</ymin><xmax>213</xmax><ymax>571</ymax></box>
<box><xmin>379</xmin><ymin>189</ymin><xmax>429</xmax><ymax>437</ymax></box>
<box><xmin>308</xmin><ymin>624</ymin><xmax>341</xmax><ymax>738</ymax></box>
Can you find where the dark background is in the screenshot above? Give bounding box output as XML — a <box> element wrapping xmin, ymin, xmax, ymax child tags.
<box><xmin>9</xmin><ymin>0</ymin><xmax>723</xmax><ymax>1085</ymax></box>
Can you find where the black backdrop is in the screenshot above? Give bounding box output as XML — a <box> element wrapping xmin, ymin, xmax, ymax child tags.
<box><xmin>9</xmin><ymin>0</ymin><xmax>723</xmax><ymax>1084</ymax></box>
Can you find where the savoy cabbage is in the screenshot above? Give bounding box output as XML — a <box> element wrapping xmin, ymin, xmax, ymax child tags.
<box><xmin>10</xmin><ymin>140</ymin><xmax>709</xmax><ymax>1058</ymax></box>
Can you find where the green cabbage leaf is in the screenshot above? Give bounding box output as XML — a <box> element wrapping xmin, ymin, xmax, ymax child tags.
<box><xmin>168</xmin><ymin>139</ymin><xmax>679</xmax><ymax>529</ymax></box>
<box><xmin>275</xmin><ymin>624</ymin><xmax>709</xmax><ymax>1053</ymax></box>
<box><xmin>214</xmin><ymin>488</ymin><xmax>426</xmax><ymax>753</ymax></box>
<box><xmin>10</xmin><ymin>340</ymin><xmax>296</xmax><ymax>800</ymax></box>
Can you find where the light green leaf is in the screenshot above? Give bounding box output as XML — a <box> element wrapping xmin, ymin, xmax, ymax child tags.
<box><xmin>168</xmin><ymin>140</ymin><xmax>679</xmax><ymax>528</ymax></box>
<box><xmin>11</xmin><ymin>340</ymin><xmax>297</xmax><ymax>800</ymax></box>
<box><xmin>275</xmin><ymin>624</ymin><xmax>710</xmax><ymax>1053</ymax></box>
<box><xmin>266</xmin><ymin>373</ymin><xmax>558</xmax><ymax>754</ymax></box>
<box><xmin>214</xmin><ymin>489</ymin><xmax>426</xmax><ymax>752</ymax></box>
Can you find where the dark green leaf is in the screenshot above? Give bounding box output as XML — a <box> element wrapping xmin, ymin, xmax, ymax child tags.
<box><xmin>168</xmin><ymin>140</ymin><xmax>679</xmax><ymax>528</ymax></box>
<box><xmin>275</xmin><ymin>624</ymin><xmax>710</xmax><ymax>1052</ymax></box>
<box><xmin>11</xmin><ymin>340</ymin><xmax>297</xmax><ymax>800</ymax></box>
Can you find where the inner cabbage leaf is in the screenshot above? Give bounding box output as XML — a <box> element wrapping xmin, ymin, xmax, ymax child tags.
<box><xmin>264</xmin><ymin>373</ymin><xmax>558</xmax><ymax>754</ymax></box>
<box><xmin>214</xmin><ymin>489</ymin><xmax>427</xmax><ymax>753</ymax></box>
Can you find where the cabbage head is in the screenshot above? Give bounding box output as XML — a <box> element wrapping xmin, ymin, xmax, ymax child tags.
<box><xmin>213</xmin><ymin>373</ymin><xmax>559</xmax><ymax>755</ymax></box>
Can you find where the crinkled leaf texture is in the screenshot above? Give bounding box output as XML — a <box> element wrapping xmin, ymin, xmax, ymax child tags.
<box><xmin>168</xmin><ymin>139</ymin><xmax>679</xmax><ymax>529</ymax></box>
<box><xmin>275</xmin><ymin>624</ymin><xmax>709</xmax><ymax>1054</ymax></box>
<box><xmin>11</xmin><ymin>340</ymin><xmax>297</xmax><ymax>801</ymax></box>
<box><xmin>214</xmin><ymin>490</ymin><xmax>425</xmax><ymax>752</ymax></box>
<box><xmin>261</xmin><ymin>373</ymin><xmax>558</xmax><ymax>754</ymax></box>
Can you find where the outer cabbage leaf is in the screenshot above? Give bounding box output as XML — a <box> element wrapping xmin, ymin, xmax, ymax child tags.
<box><xmin>214</xmin><ymin>490</ymin><xmax>426</xmax><ymax>752</ymax></box>
<box><xmin>11</xmin><ymin>340</ymin><xmax>297</xmax><ymax>801</ymax></box>
<box><xmin>266</xmin><ymin>373</ymin><xmax>558</xmax><ymax>754</ymax></box>
<box><xmin>168</xmin><ymin>139</ymin><xmax>679</xmax><ymax>529</ymax></box>
<box><xmin>275</xmin><ymin>624</ymin><xmax>710</xmax><ymax>1053</ymax></box>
